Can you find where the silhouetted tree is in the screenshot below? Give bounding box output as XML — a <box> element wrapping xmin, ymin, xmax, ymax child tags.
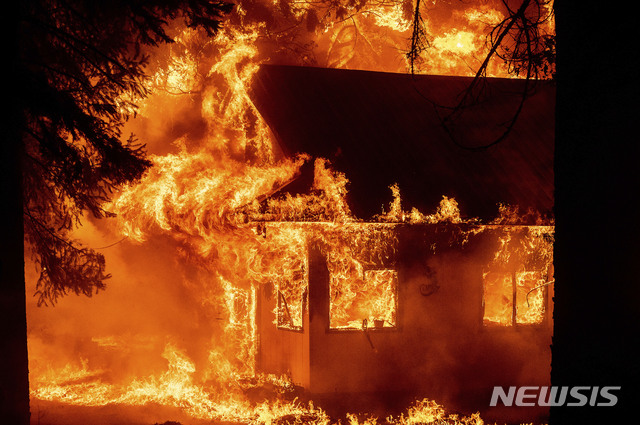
<box><xmin>408</xmin><ymin>0</ymin><xmax>555</xmax><ymax>149</ymax></box>
<box><xmin>3</xmin><ymin>1</ymin><xmax>232</xmax><ymax>423</ymax></box>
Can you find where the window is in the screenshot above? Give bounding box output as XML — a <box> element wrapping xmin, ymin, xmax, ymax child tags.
<box><xmin>483</xmin><ymin>271</ymin><xmax>514</xmax><ymax>326</ymax></box>
<box><xmin>275</xmin><ymin>267</ymin><xmax>306</xmax><ymax>331</ymax></box>
<box><xmin>483</xmin><ymin>269</ymin><xmax>548</xmax><ymax>326</ymax></box>
<box><xmin>482</xmin><ymin>226</ymin><xmax>554</xmax><ymax>327</ymax></box>
<box><xmin>329</xmin><ymin>267</ymin><xmax>398</xmax><ymax>330</ymax></box>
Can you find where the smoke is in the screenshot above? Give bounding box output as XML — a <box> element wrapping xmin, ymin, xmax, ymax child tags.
<box><xmin>26</xmin><ymin>216</ymin><xmax>219</xmax><ymax>383</ymax></box>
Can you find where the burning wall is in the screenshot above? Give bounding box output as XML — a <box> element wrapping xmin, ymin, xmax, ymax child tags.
<box><xmin>256</xmin><ymin>220</ymin><xmax>553</xmax><ymax>420</ymax></box>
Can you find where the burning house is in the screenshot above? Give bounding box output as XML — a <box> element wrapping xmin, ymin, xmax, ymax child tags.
<box><xmin>16</xmin><ymin>0</ymin><xmax>639</xmax><ymax>420</ymax></box>
<box><xmin>23</xmin><ymin>2</ymin><xmax>561</xmax><ymax>424</ymax></box>
<box><xmin>248</xmin><ymin>65</ymin><xmax>555</xmax><ymax>420</ymax></box>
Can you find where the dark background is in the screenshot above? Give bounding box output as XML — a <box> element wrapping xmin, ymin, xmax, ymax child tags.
<box><xmin>552</xmin><ymin>2</ymin><xmax>640</xmax><ymax>423</ymax></box>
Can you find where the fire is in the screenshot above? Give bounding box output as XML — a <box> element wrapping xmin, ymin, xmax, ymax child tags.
<box><xmin>377</xmin><ymin>184</ymin><xmax>462</xmax><ymax>224</ymax></box>
<box><xmin>392</xmin><ymin>398</ymin><xmax>483</xmax><ymax>425</ymax></box>
<box><xmin>482</xmin><ymin>223</ymin><xmax>554</xmax><ymax>326</ymax></box>
<box><xmin>31</xmin><ymin>343</ymin><xmax>328</xmax><ymax>423</ymax></box>
<box><xmin>347</xmin><ymin>399</ymin><xmax>484</xmax><ymax>425</ymax></box>
<box><xmin>313</xmin><ymin>222</ymin><xmax>399</xmax><ymax>329</ymax></box>
<box><xmin>27</xmin><ymin>1</ymin><xmax>555</xmax><ymax>424</ymax></box>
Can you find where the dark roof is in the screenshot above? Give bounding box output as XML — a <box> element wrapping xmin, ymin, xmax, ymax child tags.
<box><xmin>249</xmin><ymin>65</ymin><xmax>555</xmax><ymax>221</ymax></box>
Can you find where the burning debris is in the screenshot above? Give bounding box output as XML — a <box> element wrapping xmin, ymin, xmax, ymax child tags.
<box><xmin>24</xmin><ymin>1</ymin><xmax>555</xmax><ymax>424</ymax></box>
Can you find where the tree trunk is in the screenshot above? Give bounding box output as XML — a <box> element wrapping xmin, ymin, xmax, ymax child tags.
<box><xmin>552</xmin><ymin>3</ymin><xmax>640</xmax><ymax>423</ymax></box>
<box><xmin>1</xmin><ymin>11</ymin><xmax>31</xmax><ymax>425</ymax></box>
<box><xmin>1</xmin><ymin>116</ymin><xmax>31</xmax><ymax>425</ymax></box>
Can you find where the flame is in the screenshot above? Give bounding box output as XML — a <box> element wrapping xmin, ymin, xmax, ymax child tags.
<box><xmin>31</xmin><ymin>344</ymin><xmax>329</xmax><ymax>423</ymax></box>
<box><xmin>482</xmin><ymin>225</ymin><xmax>554</xmax><ymax>326</ymax></box>
<box><xmin>377</xmin><ymin>184</ymin><xmax>462</xmax><ymax>224</ymax></box>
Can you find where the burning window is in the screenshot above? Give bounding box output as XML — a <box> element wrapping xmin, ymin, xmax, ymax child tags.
<box><xmin>262</xmin><ymin>224</ymin><xmax>308</xmax><ymax>331</ymax></box>
<box><xmin>515</xmin><ymin>270</ymin><xmax>547</xmax><ymax>324</ymax></box>
<box><xmin>482</xmin><ymin>226</ymin><xmax>554</xmax><ymax>326</ymax></box>
<box><xmin>329</xmin><ymin>267</ymin><xmax>398</xmax><ymax>330</ymax></box>
<box><xmin>482</xmin><ymin>269</ymin><xmax>548</xmax><ymax>326</ymax></box>
<box><xmin>482</xmin><ymin>271</ymin><xmax>514</xmax><ymax>326</ymax></box>
<box><xmin>276</xmin><ymin>268</ymin><xmax>306</xmax><ymax>331</ymax></box>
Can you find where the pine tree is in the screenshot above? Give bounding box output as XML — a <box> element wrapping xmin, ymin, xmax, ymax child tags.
<box><xmin>2</xmin><ymin>1</ymin><xmax>232</xmax><ymax>422</ymax></box>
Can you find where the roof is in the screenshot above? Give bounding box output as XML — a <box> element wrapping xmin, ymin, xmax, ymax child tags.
<box><xmin>249</xmin><ymin>65</ymin><xmax>555</xmax><ymax>221</ymax></box>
